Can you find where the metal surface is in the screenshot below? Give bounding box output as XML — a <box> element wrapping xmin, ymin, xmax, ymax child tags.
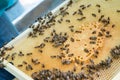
<box><xmin>5</xmin><ymin>0</ymin><xmax>64</xmax><ymax>32</ymax></box>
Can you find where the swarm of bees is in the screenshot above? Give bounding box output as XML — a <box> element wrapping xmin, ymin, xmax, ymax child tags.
<box><xmin>0</xmin><ymin>0</ymin><xmax>120</xmax><ymax>80</ymax></box>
